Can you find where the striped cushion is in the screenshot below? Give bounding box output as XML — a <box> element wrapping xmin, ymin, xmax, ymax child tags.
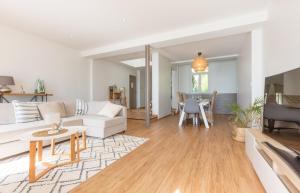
<box><xmin>75</xmin><ymin>99</ymin><xmax>88</xmax><ymax>115</ymax></box>
<box><xmin>12</xmin><ymin>101</ymin><xmax>41</xmax><ymax>123</ymax></box>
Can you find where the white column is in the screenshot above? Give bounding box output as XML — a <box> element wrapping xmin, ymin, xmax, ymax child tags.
<box><xmin>145</xmin><ymin>45</ymin><xmax>151</xmax><ymax>127</ymax></box>
<box><xmin>251</xmin><ymin>28</ymin><xmax>264</xmax><ymax>102</ymax></box>
<box><xmin>136</xmin><ymin>70</ymin><xmax>141</xmax><ymax>108</ymax></box>
<box><xmin>151</xmin><ymin>51</ymin><xmax>159</xmax><ymax>116</ymax></box>
<box><xmin>89</xmin><ymin>59</ymin><xmax>94</xmax><ymax>101</ymax></box>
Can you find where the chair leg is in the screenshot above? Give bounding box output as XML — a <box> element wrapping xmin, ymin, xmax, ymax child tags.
<box><xmin>179</xmin><ymin>112</ymin><xmax>185</xmax><ymax>126</ymax></box>
<box><xmin>196</xmin><ymin>114</ymin><xmax>200</xmax><ymax>126</ymax></box>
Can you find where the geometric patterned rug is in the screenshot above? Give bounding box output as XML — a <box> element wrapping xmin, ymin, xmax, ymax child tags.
<box><xmin>0</xmin><ymin>135</ymin><xmax>148</xmax><ymax>193</ymax></box>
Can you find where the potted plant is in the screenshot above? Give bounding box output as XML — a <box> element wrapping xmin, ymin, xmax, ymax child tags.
<box><xmin>229</xmin><ymin>98</ymin><xmax>263</xmax><ymax>142</ymax></box>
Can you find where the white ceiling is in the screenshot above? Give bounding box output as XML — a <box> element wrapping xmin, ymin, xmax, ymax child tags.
<box><xmin>105</xmin><ymin>33</ymin><xmax>248</xmax><ymax>68</ymax></box>
<box><xmin>159</xmin><ymin>33</ymin><xmax>248</xmax><ymax>62</ymax></box>
<box><xmin>0</xmin><ymin>0</ymin><xmax>267</xmax><ymax>50</ymax></box>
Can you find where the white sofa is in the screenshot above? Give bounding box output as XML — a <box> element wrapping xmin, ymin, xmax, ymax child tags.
<box><xmin>0</xmin><ymin>101</ymin><xmax>127</xmax><ymax>159</ymax></box>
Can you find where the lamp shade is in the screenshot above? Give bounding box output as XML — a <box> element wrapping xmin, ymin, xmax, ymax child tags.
<box><xmin>0</xmin><ymin>76</ymin><xmax>15</xmax><ymax>86</ymax></box>
<box><xmin>192</xmin><ymin>52</ymin><xmax>208</xmax><ymax>72</ymax></box>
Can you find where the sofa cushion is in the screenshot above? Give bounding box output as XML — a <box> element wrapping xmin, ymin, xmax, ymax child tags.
<box><xmin>61</xmin><ymin>116</ymin><xmax>83</xmax><ymax>127</ymax></box>
<box><xmin>64</xmin><ymin>101</ymin><xmax>76</xmax><ymax>116</ymax></box>
<box><xmin>12</xmin><ymin>101</ymin><xmax>41</xmax><ymax>123</ymax></box>
<box><xmin>82</xmin><ymin>115</ymin><xmax>124</xmax><ymax>128</ymax></box>
<box><xmin>38</xmin><ymin>102</ymin><xmax>67</xmax><ymax>118</ymax></box>
<box><xmin>97</xmin><ymin>102</ymin><xmax>123</xmax><ymax>118</ymax></box>
<box><xmin>87</xmin><ymin>101</ymin><xmax>109</xmax><ymax>115</ymax></box>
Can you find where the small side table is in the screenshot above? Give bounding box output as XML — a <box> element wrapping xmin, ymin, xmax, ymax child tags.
<box><xmin>21</xmin><ymin>127</ymin><xmax>87</xmax><ymax>183</ymax></box>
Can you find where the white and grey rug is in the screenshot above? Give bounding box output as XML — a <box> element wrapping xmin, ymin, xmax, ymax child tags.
<box><xmin>0</xmin><ymin>135</ymin><xmax>147</xmax><ymax>193</ymax></box>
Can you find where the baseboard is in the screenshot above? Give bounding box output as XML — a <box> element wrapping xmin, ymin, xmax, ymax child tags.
<box><xmin>158</xmin><ymin>113</ymin><xmax>171</xmax><ymax>120</ymax></box>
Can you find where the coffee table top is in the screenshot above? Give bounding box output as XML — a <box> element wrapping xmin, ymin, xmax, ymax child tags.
<box><xmin>20</xmin><ymin>126</ymin><xmax>86</xmax><ymax>141</ymax></box>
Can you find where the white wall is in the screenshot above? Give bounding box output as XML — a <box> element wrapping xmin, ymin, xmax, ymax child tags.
<box><xmin>92</xmin><ymin>60</ymin><xmax>136</xmax><ymax>106</ymax></box>
<box><xmin>171</xmin><ymin>66</ymin><xmax>179</xmax><ymax>109</ymax></box>
<box><xmin>251</xmin><ymin>29</ymin><xmax>264</xmax><ymax>102</ymax></box>
<box><xmin>208</xmin><ymin>59</ymin><xmax>237</xmax><ymax>93</ymax></box>
<box><xmin>178</xmin><ymin>64</ymin><xmax>192</xmax><ymax>93</ymax></box>
<box><xmin>172</xmin><ymin>59</ymin><xmax>238</xmax><ymax>107</ymax></box>
<box><xmin>237</xmin><ymin>34</ymin><xmax>252</xmax><ymax>108</ymax></box>
<box><xmin>152</xmin><ymin>52</ymin><xmax>172</xmax><ymax>118</ymax></box>
<box><xmin>0</xmin><ymin>25</ymin><xmax>89</xmax><ymax>101</ymax></box>
<box><xmin>158</xmin><ymin>54</ymin><xmax>172</xmax><ymax>118</ymax></box>
<box><xmin>136</xmin><ymin>69</ymin><xmax>145</xmax><ymax>108</ymax></box>
<box><xmin>175</xmin><ymin>59</ymin><xmax>237</xmax><ymax>94</ymax></box>
<box><xmin>264</xmin><ymin>0</ymin><xmax>300</xmax><ymax>77</ymax></box>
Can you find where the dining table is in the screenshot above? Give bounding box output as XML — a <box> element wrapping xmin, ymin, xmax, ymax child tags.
<box><xmin>178</xmin><ymin>99</ymin><xmax>210</xmax><ymax>128</ymax></box>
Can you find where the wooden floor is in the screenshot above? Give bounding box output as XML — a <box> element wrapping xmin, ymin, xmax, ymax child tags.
<box><xmin>71</xmin><ymin>115</ymin><xmax>265</xmax><ymax>193</ymax></box>
<box><xmin>264</xmin><ymin>129</ymin><xmax>300</xmax><ymax>152</ymax></box>
<box><xmin>127</xmin><ymin>109</ymin><xmax>158</xmax><ymax>120</ymax></box>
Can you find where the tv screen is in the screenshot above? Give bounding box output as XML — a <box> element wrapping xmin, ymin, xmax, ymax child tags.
<box><xmin>263</xmin><ymin>67</ymin><xmax>300</xmax><ymax>152</ymax></box>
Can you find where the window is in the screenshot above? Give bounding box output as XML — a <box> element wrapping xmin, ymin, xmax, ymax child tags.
<box><xmin>192</xmin><ymin>72</ymin><xmax>208</xmax><ymax>93</ymax></box>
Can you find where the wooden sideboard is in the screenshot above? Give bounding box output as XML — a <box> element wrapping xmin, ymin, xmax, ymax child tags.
<box><xmin>246</xmin><ymin>128</ymin><xmax>300</xmax><ymax>193</ymax></box>
<box><xmin>0</xmin><ymin>93</ymin><xmax>53</xmax><ymax>103</ymax></box>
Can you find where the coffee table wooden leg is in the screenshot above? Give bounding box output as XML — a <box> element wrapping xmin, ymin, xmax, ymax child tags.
<box><xmin>82</xmin><ymin>131</ymin><xmax>87</xmax><ymax>150</ymax></box>
<box><xmin>70</xmin><ymin>134</ymin><xmax>75</xmax><ymax>161</ymax></box>
<box><xmin>37</xmin><ymin>141</ymin><xmax>43</xmax><ymax>161</ymax></box>
<box><xmin>51</xmin><ymin>139</ymin><xmax>55</xmax><ymax>155</ymax></box>
<box><xmin>29</xmin><ymin>141</ymin><xmax>37</xmax><ymax>183</ymax></box>
<box><xmin>75</xmin><ymin>132</ymin><xmax>80</xmax><ymax>161</ymax></box>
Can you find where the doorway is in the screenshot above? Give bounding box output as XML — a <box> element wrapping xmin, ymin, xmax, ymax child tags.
<box><xmin>129</xmin><ymin>75</ymin><xmax>137</xmax><ymax>109</ymax></box>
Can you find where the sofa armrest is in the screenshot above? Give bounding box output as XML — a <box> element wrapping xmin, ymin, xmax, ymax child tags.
<box><xmin>118</xmin><ymin>106</ymin><xmax>127</xmax><ymax>118</ymax></box>
<box><xmin>118</xmin><ymin>106</ymin><xmax>127</xmax><ymax>130</ymax></box>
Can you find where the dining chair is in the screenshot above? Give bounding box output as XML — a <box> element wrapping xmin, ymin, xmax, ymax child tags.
<box><xmin>205</xmin><ymin>91</ymin><xmax>217</xmax><ymax>126</ymax></box>
<box><xmin>176</xmin><ymin>92</ymin><xmax>184</xmax><ymax>114</ymax></box>
<box><xmin>182</xmin><ymin>98</ymin><xmax>201</xmax><ymax>126</ymax></box>
<box><xmin>182</xmin><ymin>93</ymin><xmax>189</xmax><ymax>102</ymax></box>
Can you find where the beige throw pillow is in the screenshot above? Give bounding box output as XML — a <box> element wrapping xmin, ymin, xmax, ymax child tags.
<box><xmin>97</xmin><ymin>102</ymin><xmax>122</xmax><ymax>118</ymax></box>
<box><xmin>38</xmin><ymin>102</ymin><xmax>67</xmax><ymax>119</ymax></box>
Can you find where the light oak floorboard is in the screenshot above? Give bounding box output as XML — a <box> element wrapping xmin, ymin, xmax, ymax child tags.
<box><xmin>71</xmin><ymin>115</ymin><xmax>265</xmax><ymax>193</ymax></box>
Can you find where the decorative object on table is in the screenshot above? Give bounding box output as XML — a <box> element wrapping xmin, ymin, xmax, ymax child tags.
<box><xmin>20</xmin><ymin>85</ymin><xmax>25</xmax><ymax>94</ymax></box>
<box><xmin>35</xmin><ymin>79</ymin><xmax>45</xmax><ymax>93</ymax></box>
<box><xmin>119</xmin><ymin>87</ymin><xmax>127</xmax><ymax>106</ymax></box>
<box><xmin>108</xmin><ymin>85</ymin><xmax>126</xmax><ymax>106</ymax></box>
<box><xmin>228</xmin><ymin>98</ymin><xmax>263</xmax><ymax>142</ymax></box>
<box><xmin>192</xmin><ymin>52</ymin><xmax>208</xmax><ymax>72</ymax></box>
<box><xmin>75</xmin><ymin>99</ymin><xmax>88</xmax><ymax>115</ymax></box>
<box><xmin>32</xmin><ymin>128</ymin><xmax>68</xmax><ymax>137</ymax></box>
<box><xmin>0</xmin><ymin>76</ymin><xmax>15</xmax><ymax>93</ymax></box>
<box><xmin>44</xmin><ymin>113</ymin><xmax>62</xmax><ymax>134</ymax></box>
<box><xmin>12</xmin><ymin>100</ymin><xmax>41</xmax><ymax>123</ymax></box>
<box><xmin>109</xmin><ymin>85</ymin><xmax>117</xmax><ymax>99</ymax></box>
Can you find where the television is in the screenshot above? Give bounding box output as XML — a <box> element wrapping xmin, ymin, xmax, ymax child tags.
<box><xmin>263</xmin><ymin>67</ymin><xmax>300</xmax><ymax>152</ymax></box>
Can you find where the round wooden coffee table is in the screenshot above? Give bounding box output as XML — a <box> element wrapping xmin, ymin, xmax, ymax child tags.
<box><xmin>21</xmin><ymin>126</ymin><xmax>87</xmax><ymax>183</ymax></box>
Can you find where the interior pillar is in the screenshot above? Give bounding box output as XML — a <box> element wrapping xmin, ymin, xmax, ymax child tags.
<box><xmin>145</xmin><ymin>45</ymin><xmax>151</xmax><ymax>127</ymax></box>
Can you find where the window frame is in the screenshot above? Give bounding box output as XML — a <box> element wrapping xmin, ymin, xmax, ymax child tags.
<box><xmin>191</xmin><ymin>71</ymin><xmax>209</xmax><ymax>93</ymax></box>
